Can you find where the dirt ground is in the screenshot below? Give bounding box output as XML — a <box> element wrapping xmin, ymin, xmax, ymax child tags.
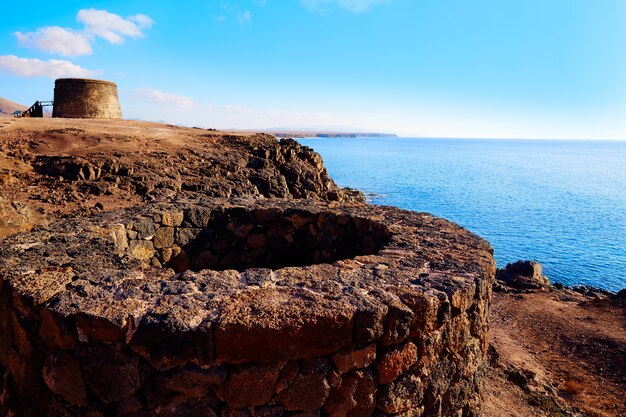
<box><xmin>485</xmin><ymin>287</ymin><xmax>626</xmax><ymax>417</ymax></box>
<box><xmin>0</xmin><ymin>117</ymin><xmax>354</xmax><ymax>239</ymax></box>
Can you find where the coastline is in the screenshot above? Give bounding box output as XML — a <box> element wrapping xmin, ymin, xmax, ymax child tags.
<box><xmin>296</xmin><ymin>136</ymin><xmax>626</xmax><ymax>293</ymax></box>
<box><xmin>0</xmin><ymin>118</ymin><xmax>623</xmax><ymax>416</ymax></box>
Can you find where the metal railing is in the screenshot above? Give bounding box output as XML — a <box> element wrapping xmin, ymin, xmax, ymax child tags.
<box><xmin>15</xmin><ymin>101</ymin><xmax>53</xmax><ymax>118</ymax></box>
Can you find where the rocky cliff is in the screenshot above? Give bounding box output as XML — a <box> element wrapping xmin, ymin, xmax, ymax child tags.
<box><xmin>0</xmin><ymin>118</ymin><xmax>360</xmax><ymax>239</ymax></box>
<box><xmin>0</xmin><ymin>118</ymin><xmax>495</xmax><ymax>417</ymax></box>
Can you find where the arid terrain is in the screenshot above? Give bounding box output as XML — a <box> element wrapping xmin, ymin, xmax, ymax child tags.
<box><xmin>0</xmin><ymin>117</ymin><xmax>624</xmax><ymax>416</ymax></box>
<box><xmin>0</xmin><ymin>117</ymin><xmax>358</xmax><ymax>239</ymax></box>
<box><xmin>485</xmin><ymin>284</ymin><xmax>625</xmax><ymax>417</ymax></box>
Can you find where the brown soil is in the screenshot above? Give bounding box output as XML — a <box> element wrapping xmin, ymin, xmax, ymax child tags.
<box><xmin>0</xmin><ymin>117</ymin><xmax>358</xmax><ymax>239</ymax></box>
<box><xmin>485</xmin><ymin>287</ymin><xmax>626</xmax><ymax>417</ymax></box>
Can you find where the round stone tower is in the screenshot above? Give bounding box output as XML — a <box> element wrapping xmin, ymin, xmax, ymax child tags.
<box><xmin>52</xmin><ymin>78</ymin><xmax>122</xmax><ymax>119</ymax></box>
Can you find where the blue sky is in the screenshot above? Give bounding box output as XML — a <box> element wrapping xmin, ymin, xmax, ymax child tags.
<box><xmin>1</xmin><ymin>0</ymin><xmax>626</xmax><ymax>139</ymax></box>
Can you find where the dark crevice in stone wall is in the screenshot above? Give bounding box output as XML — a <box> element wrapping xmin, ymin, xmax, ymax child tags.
<box><xmin>170</xmin><ymin>208</ymin><xmax>391</xmax><ymax>273</ymax></box>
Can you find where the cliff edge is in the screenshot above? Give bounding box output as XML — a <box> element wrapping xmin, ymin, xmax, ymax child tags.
<box><xmin>0</xmin><ymin>118</ymin><xmax>494</xmax><ymax>417</ymax></box>
<box><xmin>0</xmin><ymin>118</ymin><xmax>360</xmax><ymax>238</ymax></box>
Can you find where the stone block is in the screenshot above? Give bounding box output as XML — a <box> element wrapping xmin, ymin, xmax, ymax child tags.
<box><xmin>216</xmin><ymin>287</ymin><xmax>354</xmax><ymax>363</ymax></box>
<box><xmin>154</xmin><ymin>227</ymin><xmax>175</xmax><ymax>249</ymax></box>
<box><xmin>377</xmin><ymin>372</ymin><xmax>424</xmax><ymax>414</ymax></box>
<box><xmin>376</xmin><ymin>342</ymin><xmax>418</xmax><ymax>384</ymax></box>
<box><xmin>160</xmin><ymin>395</ymin><xmax>218</xmax><ymax>417</ymax></box>
<box><xmin>39</xmin><ymin>308</ymin><xmax>77</xmax><ymax>350</ymax></box>
<box><xmin>161</xmin><ymin>210</ymin><xmax>184</xmax><ymax>227</ymax></box>
<box><xmin>76</xmin><ymin>313</ymin><xmax>123</xmax><ymax>343</ymax></box>
<box><xmin>176</xmin><ymin>228</ymin><xmax>202</xmax><ymax>246</ymax></box>
<box><xmin>133</xmin><ymin>217</ymin><xmax>156</xmax><ymax>240</ymax></box>
<box><xmin>224</xmin><ymin>364</ymin><xmax>281</xmax><ymax>408</ymax></box>
<box><xmin>247</xmin><ymin>234</ymin><xmax>266</xmax><ymax>249</ymax></box>
<box><xmin>158</xmin><ymin>365</ymin><xmax>227</xmax><ymax>397</ymax></box>
<box><xmin>277</xmin><ymin>360</ymin><xmax>330</xmax><ymax>411</ymax></box>
<box><xmin>109</xmin><ymin>224</ymin><xmax>128</xmax><ymax>249</ymax></box>
<box><xmin>324</xmin><ymin>370</ymin><xmax>376</xmax><ymax>417</ymax></box>
<box><xmin>129</xmin><ymin>240</ymin><xmax>155</xmax><ymax>261</ymax></box>
<box><xmin>82</xmin><ymin>343</ymin><xmax>141</xmax><ymax>403</ymax></box>
<box><xmin>43</xmin><ymin>353</ymin><xmax>88</xmax><ymax>407</ymax></box>
<box><xmin>184</xmin><ymin>207</ymin><xmax>212</xmax><ymax>228</ymax></box>
<box><xmin>332</xmin><ymin>344</ymin><xmax>376</xmax><ymax>374</ymax></box>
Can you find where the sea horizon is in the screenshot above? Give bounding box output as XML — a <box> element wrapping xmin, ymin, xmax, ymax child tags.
<box><xmin>298</xmin><ymin>136</ymin><xmax>626</xmax><ymax>292</ymax></box>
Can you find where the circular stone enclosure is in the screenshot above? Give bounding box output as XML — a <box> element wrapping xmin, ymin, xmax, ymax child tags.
<box><xmin>0</xmin><ymin>198</ymin><xmax>495</xmax><ymax>417</ymax></box>
<box><xmin>52</xmin><ymin>78</ymin><xmax>123</xmax><ymax>119</ymax></box>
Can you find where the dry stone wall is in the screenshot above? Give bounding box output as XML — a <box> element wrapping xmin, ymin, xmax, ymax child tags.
<box><xmin>52</xmin><ymin>78</ymin><xmax>122</xmax><ymax>119</ymax></box>
<box><xmin>0</xmin><ymin>198</ymin><xmax>495</xmax><ymax>417</ymax></box>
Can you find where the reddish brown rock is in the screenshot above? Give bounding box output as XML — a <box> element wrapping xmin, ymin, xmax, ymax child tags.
<box><xmin>372</xmin><ymin>292</ymin><xmax>413</xmax><ymax>347</ymax></box>
<box><xmin>324</xmin><ymin>370</ymin><xmax>376</xmax><ymax>417</ymax></box>
<box><xmin>376</xmin><ymin>342</ymin><xmax>418</xmax><ymax>385</ymax></box>
<box><xmin>332</xmin><ymin>344</ymin><xmax>376</xmax><ymax>374</ymax></box>
<box><xmin>246</xmin><ymin>234</ymin><xmax>266</xmax><ymax>249</ymax></box>
<box><xmin>496</xmin><ymin>260</ymin><xmax>550</xmax><ymax>291</ymax></box>
<box><xmin>115</xmin><ymin>396</ymin><xmax>156</xmax><ymax>417</ymax></box>
<box><xmin>216</xmin><ymin>287</ymin><xmax>355</xmax><ymax>363</ymax></box>
<box><xmin>158</xmin><ymin>365</ymin><xmax>227</xmax><ymax>397</ymax></box>
<box><xmin>224</xmin><ymin>364</ymin><xmax>281</xmax><ymax>408</ymax></box>
<box><xmin>130</xmin><ymin>301</ymin><xmax>206</xmax><ymax>371</ymax></box>
<box><xmin>377</xmin><ymin>372</ymin><xmax>424</xmax><ymax>414</ymax></box>
<box><xmin>39</xmin><ymin>308</ymin><xmax>77</xmax><ymax>350</ymax></box>
<box><xmin>42</xmin><ymin>353</ymin><xmax>88</xmax><ymax>407</ymax></box>
<box><xmin>82</xmin><ymin>343</ymin><xmax>141</xmax><ymax>403</ymax></box>
<box><xmin>76</xmin><ymin>313</ymin><xmax>123</xmax><ymax>343</ymax></box>
<box><xmin>277</xmin><ymin>360</ymin><xmax>330</xmax><ymax>411</ymax></box>
<box><xmin>161</xmin><ymin>211</ymin><xmax>184</xmax><ymax>227</ymax></box>
<box><xmin>159</xmin><ymin>395</ymin><xmax>218</xmax><ymax>417</ymax></box>
<box><xmin>154</xmin><ymin>226</ymin><xmax>175</xmax><ymax>249</ymax></box>
<box><xmin>396</xmin><ymin>290</ymin><xmax>439</xmax><ymax>336</ymax></box>
<box><xmin>0</xmin><ymin>197</ymin><xmax>495</xmax><ymax>416</ymax></box>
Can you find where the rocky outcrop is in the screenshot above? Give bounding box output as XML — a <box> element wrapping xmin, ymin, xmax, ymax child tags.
<box><xmin>0</xmin><ymin>198</ymin><xmax>495</xmax><ymax>417</ymax></box>
<box><xmin>0</xmin><ymin>120</ymin><xmax>363</xmax><ymax>239</ymax></box>
<box><xmin>495</xmin><ymin>260</ymin><xmax>549</xmax><ymax>291</ymax></box>
<box><xmin>0</xmin><ymin>197</ymin><xmax>39</xmax><ymax>239</ymax></box>
<box><xmin>29</xmin><ymin>135</ymin><xmax>359</xmax><ymax>204</ymax></box>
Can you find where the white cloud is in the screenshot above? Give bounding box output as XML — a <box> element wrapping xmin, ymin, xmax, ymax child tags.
<box><xmin>0</xmin><ymin>55</ymin><xmax>96</xmax><ymax>78</ymax></box>
<box><xmin>77</xmin><ymin>9</ymin><xmax>153</xmax><ymax>44</ymax></box>
<box><xmin>15</xmin><ymin>27</ymin><xmax>93</xmax><ymax>56</ymax></box>
<box><xmin>129</xmin><ymin>14</ymin><xmax>154</xmax><ymax>30</ymax></box>
<box><xmin>133</xmin><ymin>88</ymin><xmax>194</xmax><ymax>108</ymax></box>
<box><xmin>15</xmin><ymin>9</ymin><xmax>153</xmax><ymax>56</ymax></box>
<box><xmin>301</xmin><ymin>0</ymin><xmax>389</xmax><ymax>13</ymax></box>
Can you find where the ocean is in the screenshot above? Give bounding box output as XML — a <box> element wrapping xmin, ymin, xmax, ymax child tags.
<box><xmin>297</xmin><ymin>137</ymin><xmax>626</xmax><ymax>292</ymax></box>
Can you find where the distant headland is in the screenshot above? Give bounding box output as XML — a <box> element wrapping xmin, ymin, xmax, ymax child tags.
<box><xmin>261</xmin><ymin>130</ymin><xmax>398</xmax><ymax>138</ymax></box>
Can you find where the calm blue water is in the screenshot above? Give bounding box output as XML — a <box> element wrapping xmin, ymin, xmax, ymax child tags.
<box><xmin>297</xmin><ymin>138</ymin><xmax>626</xmax><ymax>292</ymax></box>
